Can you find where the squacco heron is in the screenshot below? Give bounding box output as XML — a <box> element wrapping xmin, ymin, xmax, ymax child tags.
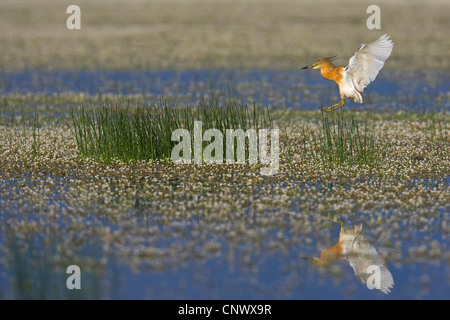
<box><xmin>302</xmin><ymin>34</ymin><xmax>394</xmax><ymax>112</ymax></box>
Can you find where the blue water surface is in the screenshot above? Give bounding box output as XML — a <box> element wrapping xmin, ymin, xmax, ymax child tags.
<box><xmin>0</xmin><ymin>69</ymin><xmax>448</xmax><ymax>111</ymax></box>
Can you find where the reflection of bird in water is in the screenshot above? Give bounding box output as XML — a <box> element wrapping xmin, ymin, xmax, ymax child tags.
<box><xmin>313</xmin><ymin>218</ymin><xmax>394</xmax><ymax>294</ymax></box>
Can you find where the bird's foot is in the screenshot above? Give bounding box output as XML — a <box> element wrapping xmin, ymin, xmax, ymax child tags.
<box><xmin>320</xmin><ymin>100</ymin><xmax>345</xmax><ymax>113</ymax></box>
<box><xmin>319</xmin><ymin>105</ymin><xmax>338</xmax><ymax>113</ymax></box>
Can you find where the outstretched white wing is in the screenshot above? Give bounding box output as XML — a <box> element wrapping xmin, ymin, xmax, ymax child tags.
<box><xmin>341</xmin><ymin>224</ymin><xmax>394</xmax><ymax>294</ymax></box>
<box><xmin>347</xmin><ymin>244</ymin><xmax>395</xmax><ymax>294</ymax></box>
<box><xmin>346</xmin><ymin>34</ymin><xmax>393</xmax><ymax>92</ymax></box>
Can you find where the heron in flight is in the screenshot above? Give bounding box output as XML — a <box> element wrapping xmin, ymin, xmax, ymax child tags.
<box><xmin>302</xmin><ymin>34</ymin><xmax>394</xmax><ymax>112</ymax></box>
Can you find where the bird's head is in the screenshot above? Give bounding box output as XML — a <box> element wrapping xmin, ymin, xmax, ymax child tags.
<box><xmin>302</xmin><ymin>56</ymin><xmax>338</xmax><ymax>70</ymax></box>
<box><xmin>302</xmin><ymin>256</ymin><xmax>331</xmax><ymax>268</ymax></box>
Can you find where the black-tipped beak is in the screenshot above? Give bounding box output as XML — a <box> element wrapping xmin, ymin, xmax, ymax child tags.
<box><xmin>301</xmin><ymin>66</ymin><xmax>309</xmax><ymax>70</ymax></box>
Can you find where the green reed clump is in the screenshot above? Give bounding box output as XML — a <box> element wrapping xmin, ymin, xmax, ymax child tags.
<box><xmin>69</xmin><ymin>99</ymin><xmax>271</xmax><ymax>163</ymax></box>
<box><xmin>427</xmin><ymin>110</ymin><xmax>448</xmax><ymax>157</ymax></box>
<box><xmin>313</xmin><ymin>112</ymin><xmax>387</xmax><ymax>168</ymax></box>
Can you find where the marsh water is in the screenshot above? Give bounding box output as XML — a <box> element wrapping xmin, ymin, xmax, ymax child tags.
<box><xmin>0</xmin><ymin>70</ymin><xmax>449</xmax><ymax>299</ymax></box>
<box><xmin>1</xmin><ymin>70</ymin><xmax>449</xmax><ymax>111</ymax></box>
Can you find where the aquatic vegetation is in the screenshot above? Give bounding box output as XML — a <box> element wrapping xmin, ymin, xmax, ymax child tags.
<box><xmin>0</xmin><ymin>104</ymin><xmax>449</xmax><ymax>298</ymax></box>
<box><xmin>314</xmin><ymin>112</ymin><xmax>388</xmax><ymax>168</ymax></box>
<box><xmin>427</xmin><ymin>110</ymin><xmax>448</xmax><ymax>157</ymax></box>
<box><xmin>69</xmin><ymin>99</ymin><xmax>271</xmax><ymax>163</ymax></box>
<box><xmin>0</xmin><ymin>66</ymin><xmax>448</xmax><ymax>300</ymax></box>
<box><xmin>0</xmin><ymin>0</ymin><xmax>448</xmax><ymax>299</ymax></box>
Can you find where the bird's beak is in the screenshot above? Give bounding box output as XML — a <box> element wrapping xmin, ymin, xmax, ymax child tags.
<box><xmin>301</xmin><ymin>66</ymin><xmax>309</xmax><ymax>69</ymax></box>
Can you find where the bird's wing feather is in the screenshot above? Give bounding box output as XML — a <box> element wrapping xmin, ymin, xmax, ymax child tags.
<box><xmin>346</xmin><ymin>34</ymin><xmax>393</xmax><ymax>92</ymax></box>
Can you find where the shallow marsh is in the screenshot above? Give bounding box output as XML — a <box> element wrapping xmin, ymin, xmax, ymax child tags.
<box><xmin>0</xmin><ymin>0</ymin><xmax>449</xmax><ymax>300</ymax></box>
<box><xmin>0</xmin><ymin>70</ymin><xmax>448</xmax><ymax>299</ymax></box>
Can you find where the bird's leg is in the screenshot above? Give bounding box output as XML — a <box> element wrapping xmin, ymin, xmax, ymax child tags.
<box><xmin>331</xmin><ymin>98</ymin><xmax>345</xmax><ymax>111</ymax></box>
<box><xmin>320</xmin><ymin>97</ymin><xmax>345</xmax><ymax>112</ymax></box>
